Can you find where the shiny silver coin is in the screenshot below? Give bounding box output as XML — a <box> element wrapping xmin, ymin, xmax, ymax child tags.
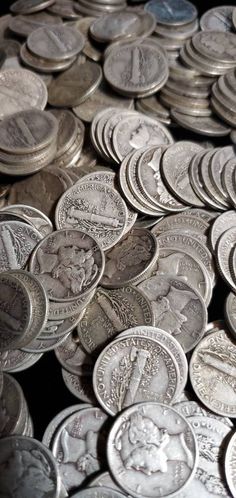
<box><xmin>199</xmin><ymin>149</ymin><xmax>229</xmax><ymax>209</ymax></box>
<box><xmin>107</xmin><ymin>402</ymin><xmax>198</xmax><ymax>498</ymax></box>
<box><xmin>210</xmin><ymin>210</ymin><xmax>236</xmax><ymax>252</ymax></box>
<box><xmin>10</xmin><ymin>0</ymin><xmax>56</xmax><ymax>14</ymax></box>
<box><xmin>189</xmin><ymin>151</ymin><xmax>227</xmax><ymax>210</ymax></box>
<box><xmin>1</xmin><ymin>204</ymin><xmax>53</xmax><ymax>238</ymax></box>
<box><xmin>27</xmin><ymin>25</ymin><xmax>85</xmax><ymax>62</ymax></box>
<box><xmin>42</xmin><ymin>403</ymin><xmax>91</xmax><ymax>448</ymax></box>
<box><xmin>145</xmin><ymin>0</ymin><xmax>198</xmax><ymax>26</ymax></box>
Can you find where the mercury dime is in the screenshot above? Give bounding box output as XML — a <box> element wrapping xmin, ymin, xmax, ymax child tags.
<box><xmin>0</xmin><ymin>349</ymin><xmax>42</xmax><ymax>372</ymax></box>
<box><xmin>225</xmin><ymin>432</ymin><xmax>236</xmax><ymax>498</ymax></box>
<box><xmin>192</xmin><ymin>31</ymin><xmax>236</xmax><ymax>64</ymax></box>
<box><xmin>174</xmin><ymin>399</ymin><xmax>234</xmax><ymax>428</ymax></box>
<box><xmin>50</xmin><ymin>109</ymin><xmax>78</xmax><ymax>158</ymax></box>
<box><xmin>152</xmin><ymin>214</ymin><xmax>209</xmax><ymax>239</ymax></box>
<box><xmin>0</xmin><ymin>373</ymin><xmax>25</xmax><ymax>436</ymax></box>
<box><xmin>22</xmin><ymin>332</ymin><xmax>70</xmax><ymax>353</ymax></box>
<box><xmin>90</xmin><ymin>11</ymin><xmax>142</xmax><ymax>43</ymax></box>
<box><xmin>0</xmin><ymin>435</ymin><xmax>60</xmax><ymax>498</ymax></box>
<box><xmin>170</xmin><ymin>110</ymin><xmax>231</xmax><ymax>137</ymax></box>
<box><xmin>89</xmin><ymin>473</ymin><xmax>123</xmax><ymax>493</ymax></box>
<box><xmin>151</xmin><ymin>246</ymin><xmax>212</xmax><ymax>305</ymax></box>
<box><xmin>210</xmin><ymin>145</ymin><xmax>236</xmax><ymax>200</ymax></box>
<box><xmin>0</xmin><ymin>220</ymin><xmax>42</xmax><ymax>272</ymax></box>
<box><xmin>222</xmin><ymin>159</ymin><xmax>236</xmax><ymax>208</ymax></box>
<box><xmin>104</xmin><ymin>41</ymin><xmax>168</xmax><ymax>97</ymax></box>
<box><xmin>225</xmin><ymin>292</ymin><xmax>236</xmax><ymax>339</ymax></box>
<box><xmin>48</xmin><ymin>290</ymin><xmax>95</xmax><ymax>321</ymax></box>
<box><xmin>42</xmin><ymin>403</ymin><xmax>91</xmax><ymax>449</ymax></box>
<box><xmin>118</xmin><ymin>325</ymin><xmax>188</xmax><ymax>400</ymax></box>
<box><xmin>210</xmin><ymin>211</ymin><xmax>236</xmax><ymax>251</ymax></box>
<box><xmin>216</xmin><ymin>226</ymin><xmax>236</xmax><ymax>291</ymax></box>
<box><xmin>10</xmin><ymin>0</ymin><xmax>56</xmax><ymax>14</ymax></box>
<box><xmin>190</xmin><ymin>329</ymin><xmax>236</xmax><ymax>417</ymax></box>
<box><xmin>200</xmin><ymin>6</ymin><xmax>235</xmax><ymax>31</ymax></box>
<box><xmin>55</xmin><ymin>181</ymin><xmax>128</xmax><ymax>251</ymax></box>
<box><xmin>62</xmin><ymin>368</ymin><xmax>96</xmax><ymax>404</ymax></box>
<box><xmin>9</xmin><ymin>11</ymin><xmax>62</xmax><ymax>37</ymax></box>
<box><xmin>27</xmin><ymin>25</ymin><xmax>85</xmax><ymax>62</ymax></box>
<box><xmin>138</xmin><ymin>275</ymin><xmax>207</xmax><ymax>352</ymax></box>
<box><xmin>93</xmin><ymin>335</ymin><xmax>179</xmax><ymax>415</ymax></box>
<box><xmin>77</xmin><ymin>286</ymin><xmax>154</xmax><ymax>354</ymax></box>
<box><xmin>55</xmin><ymin>333</ymin><xmax>93</xmax><ymax>376</ymax></box>
<box><xmin>1</xmin><ymin>204</ymin><xmax>53</xmax><ymax>237</ymax></box>
<box><xmin>145</xmin><ymin>0</ymin><xmax>197</xmax><ymax>25</ymax></box>
<box><xmin>113</xmin><ymin>114</ymin><xmax>173</xmax><ymax>161</ymax></box>
<box><xmin>74</xmin><ymin>16</ymin><xmax>103</xmax><ymax>62</ymax></box>
<box><xmin>107</xmin><ymin>402</ymin><xmax>198</xmax><ymax>498</ymax></box>
<box><xmin>161</xmin><ymin>141</ymin><xmax>204</xmax><ymax>206</ymax></box>
<box><xmin>20</xmin><ymin>42</ymin><xmax>77</xmax><ymax>73</ymax></box>
<box><xmin>29</xmin><ymin>229</ymin><xmax>104</xmax><ymax>302</ymax></box>
<box><xmin>48</xmin><ymin>0</ymin><xmax>80</xmax><ymax>19</ymax></box>
<box><xmin>0</xmin><ymin>68</ymin><xmax>47</xmax><ymax>119</ymax></box>
<box><xmin>101</xmin><ymin>228</ymin><xmax>158</xmax><ymax>287</ymax></box>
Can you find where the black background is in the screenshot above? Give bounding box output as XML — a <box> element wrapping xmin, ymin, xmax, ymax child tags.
<box><xmin>0</xmin><ymin>0</ymin><xmax>232</xmax><ymax>441</ymax></box>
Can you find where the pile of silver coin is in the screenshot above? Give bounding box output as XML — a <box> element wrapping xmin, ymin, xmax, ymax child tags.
<box><xmin>1</xmin><ymin>0</ymin><xmax>236</xmax><ymax>497</ymax></box>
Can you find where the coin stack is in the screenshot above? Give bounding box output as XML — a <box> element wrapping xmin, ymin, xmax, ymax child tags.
<box><xmin>0</xmin><ymin>372</ymin><xmax>34</xmax><ymax>437</ymax></box>
<box><xmin>75</xmin><ymin>0</ymin><xmax>127</xmax><ymax>17</ymax></box>
<box><xmin>211</xmin><ymin>69</ymin><xmax>236</xmax><ymax>128</ymax></box>
<box><xmin>145</xmin><ymin>0</ymin><xmax>199</xmax><ymax>61</ymax></box>
<box><xmin>50</xmin><ymin>109</ymin><xmax>85</xmax><ymax>168</ymax></box>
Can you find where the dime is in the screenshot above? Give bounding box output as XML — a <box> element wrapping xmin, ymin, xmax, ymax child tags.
<box><xmin>48</xmin><ymin>290</ymin><xmax>95</xmax><ymax>321</ymax></box>
<box><xmin>27</xmin><ymin>25</ymin><xmax>85</xmax><ymax>62</ymax></box>
<box><xmin>161</xmin><ymin>141</ymin><xmax>204</xmax><ymax>206</ymax></box>
<box><xmin>209</xmin><ymin>145</ymin><xmax>236</xmax><ymax>200</ymax></box>
<box><xmin>200</xmin><ymin>6</ymin><xmax>235</xmax><ymax>32</ymax></box>
<box><xmin>222</xmin><ymin>158</ymin><xmax>236</xmax><ymax>208</ymax></box>
<box><xmin>62</xmin><ymin>368</ymin><xmax>97</xmax><ymax>404</ymax></box>
<box><xmin>192</xmin><ymin>31</ymin><xmax>236</xmax><ymax>65</ymax></box>
<box><xmin>0</xmin><ymin>373</ymin><xmax>25</xmax><ymax>436</ymax></box>
<box><xmin>20</xmin><ymin>42</ymin><xmax>77</xmax><ymax>73</ymax></box>
<box><xmin>22</xmin><ymin>332</ymin><xmax>70</xmax><ymax>353</ymax></box>
<box><xmin>42</xmin><ymin>403</ymin><xmax>91</xmax><ymax>448</ymax></box>
<box><xmin>10</xmin><ymin>0</ymin><xmax>56</xmax><ymax>14</ymax></box>
<box><xmin>74</xmin><ymin>16</ymin><xmax>103</xmax><ymax>62</ymax></box>
<box><xmin>101</xmin><ymin>228</ymin><xmax>158</xmax><ymax>287</ymax></box>
<box><xmin>76</xmin><ymin>285</ymin><xmax>154</xmax><ymax>353</ymax></box>
<box><xmin>225</xmin><ymin>432</ymin><xmax>236</xmax><ymax>498</ymax></box>
<box><xmin>171</xmin><ymin>110</ymin><xmax>231</xmax><ymax>136</ymax></box>
<box><xmin>55</xmin><ymin>333</ymin><xmax>93</xmax><ymax>376</ymax></box>
<box><xmin>145</xmin><ymin>0</ymin><xmax>197</xmax><ymax>25</ymax></box>
<box><xmin>216</xmin><ymin>226</ymin><xmax>236</xmax><ymax>291</ymax></box>
<box><xmin>50</xmin><ymin>109</ymin><xmax>79</xmax><ymax>158</ymax></box>
<box><xmin>0</xmin><ymin>348</ymin><xmax>42</xmax><ymax>372</ymax></box>
<box><xmin>152</xmin><ymin>214</ymin><xmax>209</xmax><ymax>238</ymax></box>
<box><xmin>0</xmin><ymin>220</ymin><xmax>42</xmax><ymax>272</ymax></box>
<box><xmin>107</xmin><ymin>402</ymin><xmax>198</xmax><ymax>498</ymax></box>
<box><xmin>89</xmin><ymin>472</ymin><xmax>123</xmax><ymax>493</ymax></box>
<box><xmin>210</xmin><ymin>210</ymin><xmax>236</xmax><ymax>251</ymax></box>
<box><xmin>90</xmin><ymin>11</ymin><xmax>142</xmax><ymax>43</ymax></box>
<box><xmin>48</xmin><ymin>0</ymin><xmax>80</xmax><ymax>19</ymax></box>
<box><xmin>225</xmin><ymin>292</ymin><xmax>236</xmax><ymax>339</ymax></box>
<box><xmin>71</xmin><ymin>488</ymin><xmax>127</xmax><ymax>498</ymax></box>
<box><xmin>190</xmin><ymin>329</ymin><xmax>236</xmax><ymax>417</ymax></box>
<box><xmin>0</xmin><ymin>68</ymin><xmax>47</xmax><ymax>119</ymax></box>
<box><xmin>0</xmin><ymin>435</ymin><xmax>60</xmax><ymax>497</ymax></box>
<box><xmin>1</xmin><ymin>204</ymin><xmax>53</xmax><ymax>237</ymax></box>
<box><xmin>29</xmin><ymin>229</ymin><xmax>105</xmax><ymax>301</ymax></box>
<box><xmin>9</xmin><ymin>11</ymin><xmax>62</xmax><ymax>38</ymax></box>
<box><xmin>93</xmin><ymin>335</ymin><xmax>180</xmax><ymax>415</ymax></box>
<box><xmin>138</xmin><ymin>275</ymin><xmax>207</xmax><ymax>352</ymax></box>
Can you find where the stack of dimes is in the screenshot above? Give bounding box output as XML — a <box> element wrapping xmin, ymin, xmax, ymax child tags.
<box><xmin>0</xmin><ymin>109</ymin><xmax>59</xmax><ymax>176</ymax></box>
<box><xmin>89</xmin><ymin>10</ymin><xmax>156</xmax><ymax>44</ymax></box>
<box><xmin>10</xmin><ymin>0</ymin><xmax>56</xmax><ymax>14</ymax></box>
<box><xmin>0</xmin><ymin>373</ymin><xmax>34</xmax><ymax>437</ymax></box>
<box><xmin>211</xmin><ymin>69</ymin><xmax>236</xmax><ymax>128</ymax></box>
<box><xmin>21</xmin><ymin>24</ymin><xmax>85</xmax><ymax>73</ymax></box>
<box><xmin>75</xmin><ymin>0</ymin><xmax>127</xmax><ymax>17</ymax></box>
<box><xmin>145</xmin><ymin>0</ymin><xmax>199</xmax><ymax>61</ymax></box>
<box><xmin>50</xmin><ymin>110</ymin><xmax>85</xmax><ymax>168</ymax></box>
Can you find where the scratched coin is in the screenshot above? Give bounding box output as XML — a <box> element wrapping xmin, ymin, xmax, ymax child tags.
<box><xmin>107</xmin><ymin>402</ymin><xmax>198</xmax><ymax>498</ymax></box>
<box><xmin>27</xmin><ymin>25</ymin><xmax>85</xmax><ymax>62</ymax></box>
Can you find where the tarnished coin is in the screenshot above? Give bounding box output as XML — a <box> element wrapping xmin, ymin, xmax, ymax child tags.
<box><xmin>48</xmin><ymin>0</ymin><xmax>80</xmax><ymax>19</ymax></box>
<box><xmin>161</xmin><ymin>141</ymin><xmax>204</xmax><ymax>206</ymax></box>
<box><xmin>118</xmin><ymin>325</ymin><xmax>188</xmax><ymax>399</ymax></box>
<box><xmin>55</xmin><ymin>181</ymin><xmax>128</xmax><ymax>251</ymax></box>
<box><xmin>55</xmin><ymin>333</ymin><xmax>93</xmax><ymax>376</ymax></box>
<box><xmin>76</xmin><ymin>285</ymin><xmax>154</xmax><ymax>354</ymax></box>
<box><xmin>209</xmin><ymin>145</ymin><xmax>236</xmax><ymax>200</ymax></box>
<box><xmin>50</xmin><ymin>109</ymin><xmax>78</xmax><ymax>158</ymax></box>
<box><xmin>174</xmin><ymin>399</ymin><xmax>234</xmax><ymax>428</ymax></box>
<box><xmin>225</xmin><ymin>292</ymin><xmax>236</xmax><ymax>340</ymax></box>
<box><xmin>190</xmin><ymin>328</ymin><xmax>236</xmax><ymax>417</ymax></box>
<box><xmin>225</xmin><ymin>432</ymin><xmax>236</xmax><ymax>498</ymax></box>
<box><xmin>62</xmin><ymin>368</ymin><xmax>96</xmax><ymax>404</ymax></box>
<box><xmin>10</xmin><ymin>0</ymin><xmax>56</xmax><ymax>14</ymax></box>
<box><xmin>0</xmin><ymin>68</ymin><xmax>47</xmax><ymax>119</ymax></box>
<box><xmin>22</xmin><ymin>331</ymin><xmax>70</xmax><ymax>353</ymax></box>
<box><xmin>1</xmin><ymin>204</ymin><xmax>53</xmax><ymax>237</ymax></box>
<box><xmin>107</xmin><ymin>402</ymin><xmax>198</xmax><ymax>498</ymax></box>
<box><xmin>93</xmin><ymin>334</ymin><xmax>180</xmax><ymax>415</ymax></box>
<box><xmin>9</xmin><ymin>11</ymin><xmax>62</xmax><ymax>37</ymax></box>
<box><xmin>138</xmin><ymin>275</ymin><xmax>207</xmax><ymax>352</ymax></box>
<box><xmin>89</xmin><ymin>473</ymin><xmax>124</xmax><ymax>493</ymax></box>
<box><xmin>29</xmin><ymin>229</ymin><xmax>105</xmax><ymax>301</ymax></box>
<box><xmin>222</xmin><ymin>158</ymin><xmax>236</xmax><ymax>208</ymax></box>
<box><xmin>0</xmin><ymin>109</ymin><xmax>58</xmax><ymax>154</ymax></box>
<box><xmin>0</xmin><ymin>348</ymin><xmax>42</xmax><ymax>373</ymax></box>
<box><xmin>151</xmin><ymin>246</ymin><xmax>212</xmax><ymax>305</ymax></box>
<box><xmin>27</xmin><ymin>25</ymin><xmax>85</xmax><ymax>61</ymax></box>
<box><xmin>48</xmin><ymin>56</ymin><xmax>102</xmax><ymax>108</ymax></box>
<box><xmin>0</xmin><ymin>373</ymin><xmax>25</xmax><ymax>436</ymax></box>
<box><xmin>152</xmin><ymin>214</ymin><xmax>209</xmax><ymax>239</ymax></box>
<box><xmin>104</xmin><ymin>41</ymin><xmax>169</xmax><ymax>97</ymax></box>
<box><xmin>0</xmin><ymin>435</ymin><xmax>60</xmax><ymax>498</ymax></box>
<box><xmin>101</xmin><ymin>228</ymin><xmax>159</xmax><ymax>287</ymax></box>
<box><xmin>192</xmin><ymin>31</ymin><xmax>236</xmax><ymax>64</ymax></box>
<box><xmin>74</xmin><ymin>16</ymin><xmax>103</xmax><ymax>62</ymax></box>
<box><xmin>0</xmin><ymin>220</ymin><xmax>42</xmax><ymax>272</ymax></box>
<box><xmin>47</xmin><ymin>290</ymin><xmax>95</xmax><ymax>321</ymax></box>
<box><xmin>145</xmin><ymin>0</ymin><xmax>198</xmax><ymax>26</ymax></box>
<box><xmin>112</xmin><ymin>114</ymin><xmax>173</xmax><ymax>161</ymax></box>
<box><xmin>200</xmin><ymin>6</ymin><xmax>235</xmax><ymax>32</ymax></box>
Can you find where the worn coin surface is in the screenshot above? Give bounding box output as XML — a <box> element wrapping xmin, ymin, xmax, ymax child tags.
<box><xmin>62</xmin><ymin>367</ymin><xmax>97</xmax><ymax>404</ymax></box>
<box><xmin>77</xmin><ymin>285</ymin><xmax>154</xmax><ymax>354</ymax></box>
<box><xmin>93</xmin><ymin>335</ymin><xmax>179</xmax><ymax>415</ymax></box>
<box><xmin>107</xmin><ymin>402</ymin><xmax>198</xmax><ymax>498</ymax></box>
<box><xmin>101</xmin><ymin>228</ymin><xmax>158</xmax><ymax>287</ymax></box>
<box><xmin>225</xmin><ymin>432</ymin><xmax>236</xmax><ymax>498</ymax></box>
<box><xmin>29</xmin><ymin>229</ymin><xmax>105</xmax><ymax>301</ymax></box>
<box><xmin>0</xmin><ymin>435</ymin><xmax>60</xmax><ymax>497</ymax></box>
<box><xmin>55</xmin><ymin>333</ymin><xmax>93</xmax><ymax>376</ymax></box>
<box><xmin>27</xmin><ymin>25</ymin><xmax>85</xmax><ymax>61</ymax></box>
<box><xmin>216</xmin><ymin>226</ymin><xmax>236</xmax><ymax>291</ymax></box>
<box><xmin>145</xmin><ymin>0</ymin><xmax>197</xmax><ymax>25</ymax></box>
<box><xmin>1</xmin><ymin>204</ymin><xmax>53</xmax><ymax>238</ymax></box>
<box><xmin>200</xmin><ymin>6</ymin><xmax>235</xmax><ymax>32</ymax></box>
<box><xmin>0</xmin><ymin>68</ymin><xmax>47</xmax><ymax>119</ymax></box>
<box><xmin>10</xmin><ymin>0</ymin><xmax>56</xmax><ymax>14</ymax></box>
<box><xmin>0</xmin><ymin>220</ymin><xmax>42</xmax><ymax>272</ymax></box>
<box><xmin>0</xmin><ymin>373</ymin><xmax>25</xmax><ymax>436</ymax></box>
<box><xmin>225</xmin><ymin>292</ymin><xmax>236</xmax><ymax>339</ymax></box>
<box><xmin>71</xmin><ymin>487</ymin><xmax>127</xmax><ymax>498</ymax></box>
<box><xmin>138</xmin><ymin>275</ymin><xmax>207</xmax><ymax>352</ymax></box>
<box><xmin>42</xmin><ymin>403</ymin><xmax>91</xmax><ymax>449</ymax></box>
<box><xmin>190</xmin><ymin>329</ymin><xmax>236</xmax><ymax>417</ymax></box>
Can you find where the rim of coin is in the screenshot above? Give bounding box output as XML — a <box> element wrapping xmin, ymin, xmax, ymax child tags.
<box><xmin>27</xmin><ymin>24</ymin><xmax>85</xmax><ymax>62</ymax></box>
<box><xmin>10</xmin><ymin>0</ymin><xmax>56</xmax><ymax>14</ymax></box>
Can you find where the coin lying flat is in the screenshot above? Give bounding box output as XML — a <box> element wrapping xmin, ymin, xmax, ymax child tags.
<box><xmin>200</xmin><ymin>6</ymin><xmax>235</xmax><ymax>32</ymax></box>
<box><xmin>71</xmin><ymin>488</ymin><xmax>127</xmax><ymax>498</ymax></box>
<box><xmin>90</xmin><ymin>11</ymin><xmax>142</xmax><ymax>43</ymax></box>
<box><xmin>9</xmin><ymin>11</ymin><xmax>62</xmax><ymax>37</ymax></box>
<box><xmin>107</xmin><ymin>402</ymin><xmax>198</xmax><ymax>498</ymax></box>
<box><xmin>27</xmin><ymin>25</ymin><xmax>85</xmax><ymax>62</ymax></box>
<box><xmin>0</xmin><ymin>204</ymin><xmax>53</xmax><ymax>238</ymax></box>
<box><xmin>225</xmin><ymin>432</ymin><xmax>236</xmax><ymax>498</ymax></box>
<box><xmin>0</xmin><ymin>68</ymin><xmax>48</xmax><ymax>119</ymax></box>
<box><xmin>145</xmin><ymin>0</ymin><xmax>198</xmax><ymax>26</ymax></box>
<box><xmin>0</xmin><ymin>220</ymin><xmax>42</xmax><ymax>272</ymax></box>
<box><xmin>10</xmin><ymin>0</ymin><xmax>56</xmax><ymax>14</ymax></box>
<box><xmin>171</xmin><ymin>110</ymin><xmax>231</xmax><ymax>136</ymax></box>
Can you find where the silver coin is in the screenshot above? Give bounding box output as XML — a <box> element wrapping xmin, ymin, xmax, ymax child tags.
<box><xmin>189</xmin><ymin>151</ymin><xmax>226</xmax><ymax>210</ymax></box>
<box><xmin>62</xmin><ymin>368</ymin><xmax>97</xmax><ymax>404</ymax></box>
<box><xmin>48</xmin><ymin>0</ymin><xmax>80</xmax><ymax>19</ymax></box>
<box><xmin>210</xmin><ymin>210</ymin><xmax>236</xmax><ymax>251</ymax></box>
<box><xmin>174</xmin><ymin>399</ymin><xmax>234</xmax><ymax>428</ymax></box>
<box><xmin>27</xmin><ymin>25</ymin><xmax>85</xmax><ymax>62</ymax></box>
<box><xmin>1</xmin><ymin>204</ymin><xmax>53</xmax><ymax>237</ymax></box>
<box><xmin>90</xmin><ymin>11</ymin><xmax>142</xmax><ymax>43</ymax></box>
<box><xmin>40</xmin><ymin>314</ymin><xmax>84</xmax><ymax>341</ymax></box>
<box><xmin>74</xmin><ymin>16</ymin><xmax>103</xmax><ymax>62</ymax></box>
<box><xmin>192</xmin><ymin>30</ymin><xmax>236</xmax><ymax>64</ymax></box>
<box><xmin>199</xmin><ymin>149</ymin><xmax>229</xmax><ymax>209</ymax></box>
<box><xmin>145</xmin><ymin>0</ymin><xmax>197</xmax><ymax>26</ymax></box>
<box><xmin>225</xmin><ymin>432</ymin><xmax>236</xmax><ymax>498</ymax></box>
<box><xmin>20</xmin><ymin>41</ymin><xmax>77</xmax><ymax>73</ymax></box>
<box><xmin>118</xmin><ymin>325</ymin><xmax>188</xmax><ymax>400</ymax></box>
<box><xmin>0</xmin><ymin>68</ymin><xmax>47</xmax><ymax>119</ymax></box>
<box><xmin>200</xmin><ymin>6</ymin><xmax>235</xmax><ymax>32</ymax></box>
<box><xmin>138</xmin><ymin>274</ymin><xmax>207</xmax><ymax>352</ymax></box>
<box><xmin>216</xmin><ymin>226</ymin><xmax>236</xmax><ymax>291</ymax></box>
<box><xmin>0</xmin><ymin>220</ymin><xmax>42</xmax><ymax>272</ymax></box>
<box><xmin>152</xmin><ymin>214</ymin><xmax>209</xmax><ymax>238</ymax></box>
<box><xmin>101</xmin><ymin>228</ymin><xmax>159</xmax><ymax>287</ymax></box>
<box><xmin>209</xmin><ymin>145</ymin><xmax>236</xmax><ymax>200</ymax></box>
<box><xmin>0</xmin><ymin>435</ymin><xmax>60</xmax><ymax>497</ymax></box>
<box><xmin>107</xmin><ymin>401</ymin><xmax>198</xmax><ymax>498</ymax></box>
<box><xmin>50</xmin><ymin>109</ymin><xmax>79</xmax><ymax>158</ymax></box>
<box><xmin>71</xmin><ymin>487</ymin><xmax>127</xmax><ymax>498</ymax></box>
<box><xmin>29</xmin><ymin>229</ymin><xmax>104</xmax><ymax>302</ymax></box>
<box><xmin>42</xmin><ymin>403</ymin><xmax>91</xmax><ymax>448</ymax></box>
<box><xmin>11</xmin><ymin>0</ymin><xmax>56</xmax><ymax>14</ymax></box>
<box><xmin>0</xmin><ymin>373</ymin><xmax>25</xmax><ymax>436</ymax></box>
<box><xmin>225</xmin><ymin>292</ymin><xmax>236</xmax><ymax>339</ymax></box>
<box><xmin>89</xmin><ymin>472</ymin><xmax>124</xmax><ymax>493</ymax></box>
<box><xmin>190</xmin><ymin>328</ymin><xmax>236</xmax><ymax>417</ymax></box>
<box><xmin>55</xmin><ymin>181</ymin><xmax>128</xmax><ymax>251</ymax></box>
<box><xmin>9</xmin><ymin>11</ymin><xmax>62</xmax><ymax>37</ymax></box>
<box><xmin>0</xmin><ymin>348</ymin><xmax>42</xmax><ymax>372</ymax></box>
<box><xmin>93</xmin><ymin>334</ymin><xmax>180</xmax><ymax>415</ymax></box>
<box><xmin>22</xmin><ymin>331</ymin><xmax>70</xmax><ymax>353</ymax></box>
<box><xmin>171</xmin><ymin>110</ymin><xmax>231</xmax><ymax>137</ymax></box>
<box><xmin>48</xmin><ymin>290</ymin><xmax>95</xmax><ymax>321</ymax></box>
<box><xmin>55</xmin><ymin>333</ymin><xmax>93</xmax><ymax>376</ymax></box>
<box><xmin>77</xmin><ymin>285</ymin><xmax>154</xmax><ymax>354</ymax></box>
